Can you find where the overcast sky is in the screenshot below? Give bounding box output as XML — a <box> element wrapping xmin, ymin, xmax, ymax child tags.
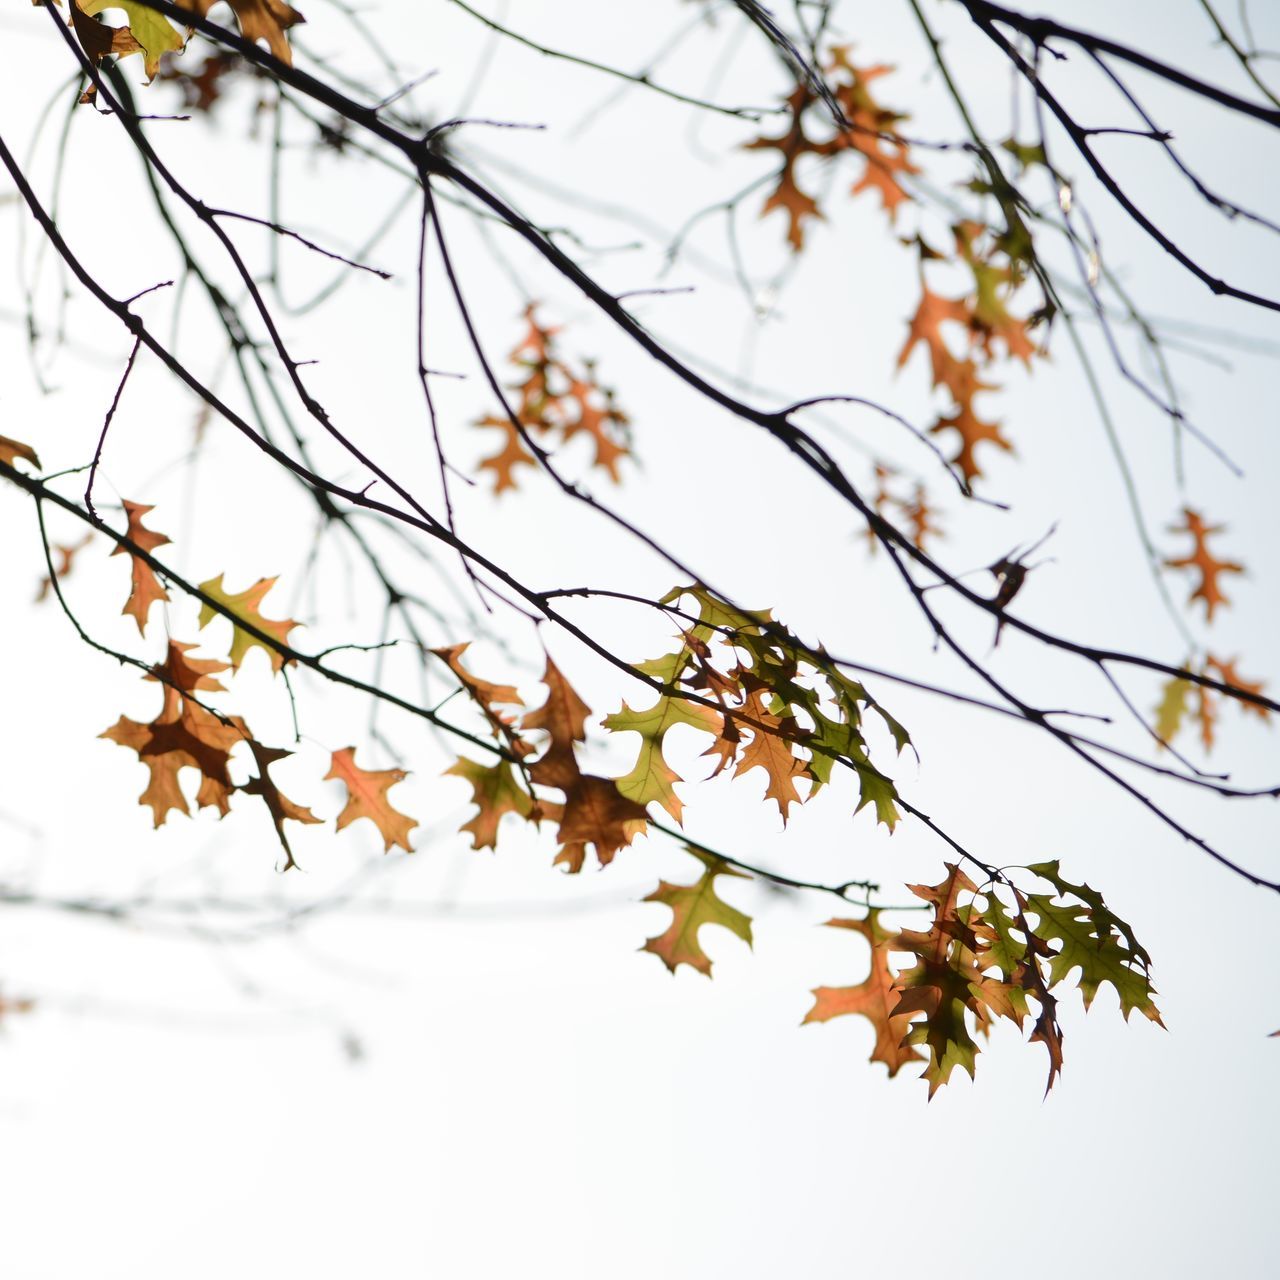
<box><xmin>1</xmin><ymin>2</ymin><xmax>1277</xmax><ymax>1276</ymax></box>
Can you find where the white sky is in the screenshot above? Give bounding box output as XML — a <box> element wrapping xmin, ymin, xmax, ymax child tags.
<box><xmin>0</xmin><ymin>2</ymin><xmax>1277</xmax><ymax>1276</ymax></box>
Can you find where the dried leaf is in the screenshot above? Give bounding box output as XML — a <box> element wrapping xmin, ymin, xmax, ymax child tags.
<box><xmin>326</xmin><ymin>746</ymin><xmax>417</xmax><ymax>852</ymax></box>
<box><xmin>112</xmin><ymin>500</ymin><xmax>170</xmax><ymax>635</ymax></box>
<box><xmin>0</xmin><ymin>434</ymin><xmax>40</xmax><ymax>469</ymax></box>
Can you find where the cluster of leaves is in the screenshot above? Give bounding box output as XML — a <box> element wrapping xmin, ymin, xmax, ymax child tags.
<box><xmin>867</xmin><ymin>460</ymin><xmax>942</xmax><ymax>552</ymax></box>
<box><xmin>896</xmin><ymin>220</ymin><xmax>1042</xmax><ymax>484</ymax></box>
<box><xmin>745</xmin><ymin>39</ymin><xmax>1268</xmax><ymax>760</ymax></box>
<box><xmin>7</xmin><ymin>2</ymin><xmax>1275</xmax><ymax>1097</ymax></box>
<box><xmin>52</xmin><ymin>0</ymin><xmax>302</xmax><ymax>86</ymax></box>
<box><xmin>15</xmin><ymin>479</ymin><xmax>419</xmax><ymax>869</ymax></box>
<box><xmin>445</xmin><ymin>584</ymin><xmax>909</xmax><ymax>872</ymax></box>
<box><xmin>1154</xmin><ymin>509</ymin><xmax>1268</xmax><ymax>751</ymax></box>
<box><xmin>806</xmin><ymin>862</ymin><xmax>1161</xmax><ymax>1095</ymax></box>
<box><xmin>474</xmin><ymin>306</ymin><xmax>631</xmax><ymax>493</ymax></box>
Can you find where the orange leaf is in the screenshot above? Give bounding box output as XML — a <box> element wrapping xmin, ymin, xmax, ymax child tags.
<box><xmin>112</xmin><ymin>500</ymin><xmax>171</xmax><ymax>635</ymax></box>
<box><xmin>804</xmin><ymin>913</ymin><xmax>924</xmax><ymax>1076</ymax></box>
<box><xmin>325</xmin><ymin>746</ymin><xmax>417</xmax><ymax>852</ymax></box>
<box><xmin>1164</xmin><ymin>508</ymin><xmax>1244</xmax><ymax>622</ymax></box>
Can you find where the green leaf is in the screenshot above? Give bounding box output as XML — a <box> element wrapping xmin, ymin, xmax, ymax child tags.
<box><xmin>601</xmin><ymin>695</ymin><xmax>720</xmax><ymax>820</ymax></box>
<box><xmin>1023</xmin><ymin>862</ymin><xmax>1161</xmax><ymax>1023</ymax></box>
<box><xmin>79</xmin><ymin>0</ymin><xmax>184</xmax><ymax>79</ymax></box>
<box><xmin>641</xmin><ymin>849</ymin><xmax>753</xmax><ymax>977</ymax></box>
<box><xmin>1154</xmin><ymin>675</ymin><xmax>1191</xmax><ymax>748</ymax></box>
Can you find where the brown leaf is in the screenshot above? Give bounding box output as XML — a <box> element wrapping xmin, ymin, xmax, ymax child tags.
<box><xmin>239</xmin><ymin>739</ymin><xmax>321</xmax><ymax>870</ymax></box>
<box><xmin>521</xmin><ymin>656</ymin><xmax>593</xmax><ymax>789</ymax></box>
<box><xmin>0</xmin><ymin>435</ymin><xmax>40</xmax><ymax>469</ymax></box>
<box><xmin>186</xmin><ymin>0</ymin><xmax>304</xmax><ymax>65</ymax></box>
<box><xmin>99</xmin><ymin>642</ymin><xmax>237</xmax><ymax>825</ymax></box>
<box><xmin>35</xmin><ymin>533</ymin><xmax>93</xmax><ymax>603</ymax></box>
<box><xmin>555</xmin><ymin>774</ymin><xmax>648</xmax><ymax>867</ymax></box>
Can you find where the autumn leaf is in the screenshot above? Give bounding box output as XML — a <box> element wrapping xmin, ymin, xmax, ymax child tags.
<box><xmin>1164</xmin><ymin>507</ymin><xmax>1244</xmax><ymax>622</ymax></box>
<box><xmin>826</xmin><ymin>48</ymin><xmax>919</xmax><ymax>217</ymax></box>
<box><xmin>897</xmin><ymin>288</ymin><xmax>973</xmax><ymax>387</ymax></box>
<box><xmin>0</xmin><ymin>435</ymin><xmax>40</xmax><ymax>470</ymax></box>
<box><xmin>326</xmin><ymin>746</ymin><xmax>417</xmax><ymax>852</ymax></box>
<box><xmin>239</xmin><ymin>738</ymin><xmax>321</xmax><ymax>870</ymax></box>
<box><xmin>473</xmin><ymin>308</ymin><xmax>630</xmax><ymax>493</ymax></box>
<box><xmin>892</xmin><ymin>864</ymin><xmax>986</xmax><ymax>1096</ymax></box>
<box><xmin>185</xmin><ymin>0</ymin><xmax>305</xmax><ymax>66</ymax></box>
<box><xmin>475</xmin><ymin>416</ymin><xmax>538</xmax><ymax>494</ymax></box>
<box><xmin>804</xmin><ymin>912</ymin><xmax>924</xmax><ymax>1076</ymax></box>
<box><xmin>553</xmin><ymin>773</ymin><xmax>648</xmax><ymax>867</ymax></box>
<box><xmin>601</xmin><ymin>693</ymin><xmax>722</xmax><ymax>821</ymax></box>
<box><xmin>198</xmin><ymin>572</ymin><xmax>299</xmax><ymax>673</ymax></box>
<box><xmin>445</xmin><ymin>756</ymin><xmax>535</xmax><ymax>851</ymax></box>
<box><xmin>112</xmin><ymin>500</ymin><xmax>170</xmax><ymax>635</ymax></box>
<box><xmin>157</xmin><ymin>50</ymin><xmax>243</xmax><ymax>113</ymax></box>
<box><xmin>1153</xmin><ymin>655</ymin><xmax>1268</xmax><ymax>753</ymax></box>
<box><xmin>101</xmin><ymin>648</ymin><xmax>242</xmax><ymax>826</ymax></box>
<box><xmin>641</xmin><ymin>849</ymin><xmax>752</xmax><ymax>977</ymax></box>
<box><xmin>433</xmin><ymin>643</ymin><xmax>527</xmax><ymax>749</ymax></box>
<box><xmin>1206</xmin><ymin>656</ymin><xmax>1269</xmax><ymax>723</ymax></box>
<box><xmin>744</xmin><ymin>85</ymin><xmax>827</xmax><ymax>252</ymax></box>
<box><xmin>731</xmin><ymin>680</ymin><xmax>809</xmax><ymax>822</ymax></box>
<box><xmin>70</xmin><ymin>0</ymin><xmax>185</xmax><ymax>80</ymax></box>
<box><xmin>931</xmin><ymin>390</ymin><xmax>1012</xmax><ymax>484</ymax></box>
<box><xmin>746</xmin><ymin>51</ymin><xmax>917</xmax><ymax>251</ymax></box>
<box><xmin>35</xmin><ymin>532</ymin><xmax>93</xmax><ymax>603</ymax></box>
<box><xmin>521</xmin><ymin>656</ymin><xmax>592</xmax><ymax>789</ymax></box>
<box><xmin>1154</xmin><ymin>674</ymin><xmax>1191</xmax><ymax>747</ymax></box>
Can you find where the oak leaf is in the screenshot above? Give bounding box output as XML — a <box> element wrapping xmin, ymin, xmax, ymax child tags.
<box><xmin>931</xmin><ymin>394</ymin><xmax>1012</xmax><ymax>484</ymax></box>
<box><xmin>198</xmin><ymin>572</ymin><xmax>299</xmax><ymax>672</ymax></box>
<box><xmin>239</xmin><ymin>739</ymin><xmax>321</xmax><ymax>870</ymax></box>
<box><xmin>185</xmin><ymin>0</ymin><xmax>305</xmax><ymax>66</ymax></box>
<box><xmin>67</xmin><ymin>0</ymin><xmax>183</xmax><ymax>81</ymax></box>
<box><xmin>731</xmin><ymin>680</ymin><xmax>809</xmax><ymax>822</ymax></box>
<box><xmin>641</xmin><ymin>850</ymin><xmax>752</xmax><ymax>977</ymax></box>
<box><xmin>101</xmin><ymin>648</ymin><xmax>241</xmax><ymax>826</ymax></box>
<box><xmin>35</xmin><ymin>533</ymin><xmax>93</xmax><ymax>603</ymax></box>
<box><xmin>0</xmin><ymin>435</ymin><xmax>40</xmax><ymax>469</ymax></box>
<box><xmin>892</xmin><ymin>865</ymin><xmax>986</xmax><ymax>1096</ymax></box>
<box><xmin>804</xmin><ymin>912</ymin><xmax>924</xmax><ymax>1076</ymax></box>
<box><xmin>326</xmin><ymin>746</ymin><xmax>417</xmax><ymax>852</ymax></box>
<box><xmin>554</xmin><ymin>773</ymin><xmax>648</xmax><ymax>867</ymax></box>
<box><xmin>521</xmin><ymin>656</ymin><xmax>592</xmax><ymax>790</ymax></box>
<box><xmin>445</xmin><ymin>756</ymin><xmax>535</xmax><ymax>851</ymax></box>
<box><xmin>601</xmin><ymin>694</ymin><xmax>722</xmax><ymax>821</ymax></box>
<box><xmin>1164</xmin><ymin>507</ymin><xmax>1243</xmax><ymax>622</ymax></box>
<box><xmin>112</xmin><ymin>500</ymin><xmax>170</xmax><ymax>635</ymax></box>
<box><xmin>1024</xmin><ymin>861</ymin><xmax>1162</xmax><ymax>1025</ymax></box>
